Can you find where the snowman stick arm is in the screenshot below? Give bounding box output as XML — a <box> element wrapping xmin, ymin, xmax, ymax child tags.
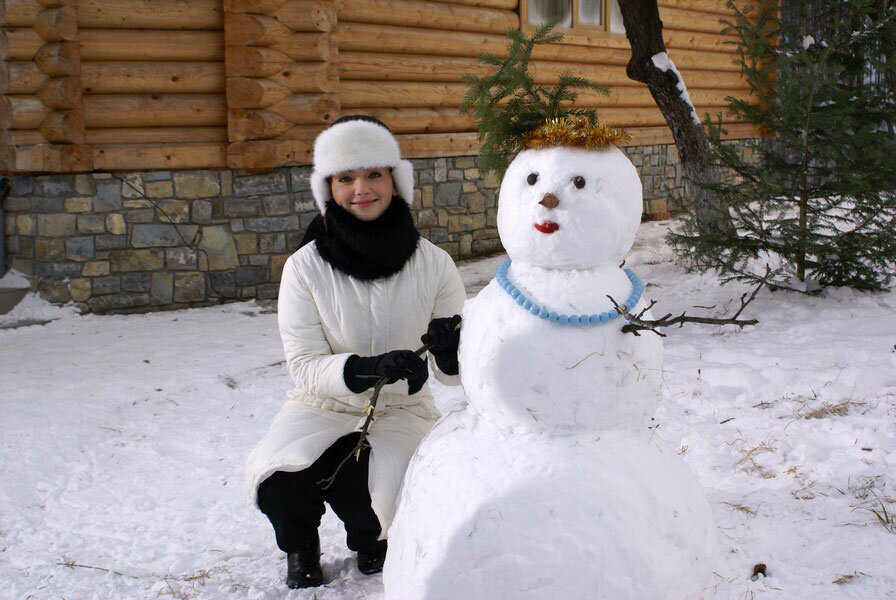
<box><xmin>609</xmin><ymin>273</ymin><xmax>764</xmax><ymax>336</ymax></box>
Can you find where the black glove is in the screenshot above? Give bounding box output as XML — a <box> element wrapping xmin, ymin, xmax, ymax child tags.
<box><xmin>344</xmin><ymin>350</ymin><xmax>429</xmax><ymax>395</ymax></box>
<box><xmin>421</xmin><ymin>314</ymin><xmax>462</xmax><ymax>376</ymax></box>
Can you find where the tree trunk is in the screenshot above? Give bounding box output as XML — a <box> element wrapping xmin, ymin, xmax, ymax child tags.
<box><xmin>617</xmin><ymin>0</ymin><xmax>735</xmax><ymax>235</ymax></box>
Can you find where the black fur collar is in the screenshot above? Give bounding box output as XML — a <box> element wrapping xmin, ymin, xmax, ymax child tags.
<box><xmin>306</xmin><ymin>198</ymin><xmax>420</xmax><ymax>281</ymax></box>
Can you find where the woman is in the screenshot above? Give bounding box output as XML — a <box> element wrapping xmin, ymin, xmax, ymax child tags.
<box><xmin>244</xmin><ymin>115</ymin><xmax>466</xmax><ymax>589</ymax></box>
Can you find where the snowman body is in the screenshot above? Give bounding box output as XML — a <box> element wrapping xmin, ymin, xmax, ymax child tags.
<box><xmin>383</xmin><ymin>146</ymin><xmax>717</xmax><ymax>599</ymax></box>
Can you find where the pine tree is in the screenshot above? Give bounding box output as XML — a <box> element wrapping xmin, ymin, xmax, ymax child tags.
<box><xmin>670</xmin><ymin>0</ymin><xmax>896</xmax><ymax>291</ymax></box>
<box><xmin>459</xmin><ymin>21</ymin><xmax>610</xmax><ymax>178</ymax></box>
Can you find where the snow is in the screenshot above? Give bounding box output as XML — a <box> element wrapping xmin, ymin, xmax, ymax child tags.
<box><xmin>803</xmin><ymin>35</ymin><xmax>816</xmax><ymax>49</ymax></box>
<box><xmin>652</xmin><ymin>52</ymin><xmax>702</xmax><ymax>126</ymax></box>
<box><xmin>2</xmin><ymin>223</ymin><xmax>896</xmax><ymax>599</ymax></box>
<box><xmin>0</xmin><ymin>268</ymin><xmax>31</xmax><ymax>289</ymax></box>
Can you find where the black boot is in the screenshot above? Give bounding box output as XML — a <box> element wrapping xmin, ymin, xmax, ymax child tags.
<box><xmin>357</xmin><ymin>540</ymin><xmax>387</xmax><ymax>575</ymax></box>
<box><xmin>286</xmin><ymin>540</ymin><xmax>323</xmax><ymax>589</ymax></box>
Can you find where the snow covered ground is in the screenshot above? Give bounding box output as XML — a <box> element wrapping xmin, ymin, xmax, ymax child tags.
<box><xmin>1</xmin><ymin>222</ymin><xmax>894</xmax><ymax>599</ymax></box>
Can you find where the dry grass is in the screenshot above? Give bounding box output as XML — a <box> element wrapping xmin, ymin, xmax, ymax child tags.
<box><xmin>868</xmin><ymin>494</ymin><xmax>896</xmax><ymax>534</ymax></box>
<box><xmin>722</xmin><ymin>502</ymin><xmax>757</xmax><ymax>516</ymax></box>
<box><xmin>840</xmin><ymin>477</ymin><xmax>896</xmax><ymax>533</ymax></box>
<box><xmin>157</xmin><ymin>566</ymin><xmax>229</xmax><ymax>600</ymax></box>
<box><xmin>832</xmin><ymin>571</ymin><xmax>867</xmax><ymax>584</ymax></box>
<box><xmin>797</xmin><ymin>400</ymin><xmax>863</xmax><ymax>419</ymax></box>
<box><xmin>734</xmin><ymin>440</ymin><xmax>777</xmax><ymax>479</ymax></box>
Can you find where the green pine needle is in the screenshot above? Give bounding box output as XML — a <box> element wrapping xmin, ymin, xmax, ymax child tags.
<box><xmin>460</xmin><ymin>20</ymin><xmax>610</xmax><ymax>178</ymax></box>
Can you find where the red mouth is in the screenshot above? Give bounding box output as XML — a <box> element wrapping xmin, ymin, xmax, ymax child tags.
<box><xmin>534</xmin><ymin>221</ymin><xmax>559</xmax><ymax>234</ymax></box>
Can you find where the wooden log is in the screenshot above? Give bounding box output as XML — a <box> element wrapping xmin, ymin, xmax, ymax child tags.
<box><xmin>85</xmin><ymin>126</ymin><xmax>227</xmax><ymax>143</ymax></box>
<box><xmin>227</xmin><ymin>139</ymin><xmax>310</xmax><ymax>168</ymax></box>
<box><xmin>657</xmin><ymin>6</ymin><xmax>729</xmax><ymax>35</ymax></box>
<box><xmin>663</xmin><ymin>29</ymin><xmax>739</xmax><ymax>53</ymax></box>
<box><xmin>337</xmin><ymin>51</ymin><xmax>746</xmax><ymax>89</ymax></box>
<box><xmin>226</xmin><ymin>77</ymin><xmax>291</xmax><ymax>108</ymax></box>
<box><xmin>0</xmin><ymin>61</ymin><xmax>7</xmax><ymax>94</ymax></box>
<box><xmin>428</xmin><ymin>0</ymin><xmax>518</xmax><ymax>8</ymax></box>
<box><xmin>14</xmin><ymin>144</ymin><xmax>62</xmax><ymax>171</ymax></box>
<box><xmin>39</xmin><ymin>109</ymin><xmax>85</xmax><ymax>142</ymax></box>
<box><xmin>336</xmin><ymin>23</ymin><xmax>741</xmax><ymax>65</ymax></box>
<box><xmin>270</xmin><ymin>32</ymin><xmax>334</xmax><ymax>62</ymax></box>
<box><xmin>62</xmin><ymin>143</ymin><xmax>94</xmax><ymax>171</ymax></box>
<box><xmin>80</xmin><ymin>62</ymin><xmax>224</xmax><ymax>94</ymax></box>
<box><xmin>225</xmin><ymin>45</ymin><xmax>290</xmax><ymax>77</ymax></box>
<box><xmin>0</xmin><ymin>96</ymin><xmax>10</xmax><ymax>130</ymax></box>
<box><xmin>658</xmin><ymin>0</ymin><xmax>752</xmax><ymax>18</ymax></box>
<box><xmin>35</xmin><ymin>41</ymin><xmax>79</xmax><ymax>76</ymax></box>
<box><xmin>33</xmin><ymin>6</ymin><xmax>77</xmax><ymax>41</ymax></box>
<box><xmin>36</xmin><ymin>75</ymin><xmax>81</xmax><ymax>108</ymax></box>
<box><xmin>348</xmin><ymin>108</ymin><xmax>475</xmax><ymax>133</ymax></box>
<box><xmin>269</xmin><ymin>1</ymin><xmax>336</xmax><ymax>33</ymax></box>
<box><xmin>395</xmin><ymin>132</ymin><xmax>480</xmax><ymax>159</ymax></box>
<box><xmin>3</xmin><ymin>0</ymin><xmax>40</xmax><ymax>26</ymax></box>
<box><xmin>79</xmin><ymin>29</ymin><xmax>223</xmax><ymax>61</ymax></box>
<box><xmin>82</xmin><ymin>94</ymin><xmax>227</xmax><ymax>127</ymax></box>
<box><xmin>225</xmin><ymin>12</ymin><xmax>290</xmax><ymax>45</ymax></box>
<box><xmin>712</xmin><ymin>122</ymin><xmax>764</xmax><ymax>139</ymax></box>
<box><xmin>335</xmin><ymin>0</ymin><xmax>518</xmax><ymax>35</ymax></box>
<box><xmin>2</xmin><ymin>142</ymin><xmax>94</xmax><ymax>173</ymax></box>
<box><xmin>228</xmin><ymin>108</ymin><xmax>295</xmax><ymax>141</ymax></box>
<box><xmin>6</xmin><ymin>61</ymin><xmax>47</xmax><ymax>93</ymax></box>
<box><xmin>340</xmin><ymin>80</ymin><xmax>750</xmax><ymax>109</ymax></box>
<box><xmin>226</xmin><ymin>20</ymin><xmax>335</xmax><ymax>61</ymax></box>
<box><xmin>277</xmin><ymin>124</ymin><xmax>321</xmax><ymax>140</ymax></box>
<box><xmin>4</xmin><ymin>27</ymin><xmax>44</xmax><ymax>59</ymax></box>
<box><xmin>268</xmin><ymin>62</ymin><xmax>337</xmax><ymax>93</ymax></box>
<box><xmin>75</xmin><ymin>0</ymin><xmax>224</xmax><ymax>30</ymax></box>
<box><xmin>10</xmin><ymin>129</ymin><xmax>46</xmax><ymax>144</ymax></box>
<box><xmin>8</xmin><ymin>95</ymin><xmax>51</xmax><ymax>128</ymax></box>
<box><xmin>37</xmin><ymin>0</ymin><xmax>67</xmax><ymax>8</ymax></box>
<box><xmin>265</xmin><ymin>94</ymin><xmax>339</xmax><ymax>124</ymax></box>
<box><xmin>0</xmin><ymin>27</ymin><xmax>7</xmax><ymax>59</ymax></box>
<box><xmin>94</xmin><ymin>142</ymin><xmax>227</xmax><ymax>169</ymax></box>
<box><xmin>340</xmin><ymin>81</ymin><xmax>466</xmax><ymax>108</ymax></box>
<box><xmin>223</xmin><ymin>0</ymin><xmax>286</xmax><ymax>14</ymax></box>
<box><xmin>0</xmin><ymin>146</ymin><xmax>15</xmax><ymax>171</ymax></box>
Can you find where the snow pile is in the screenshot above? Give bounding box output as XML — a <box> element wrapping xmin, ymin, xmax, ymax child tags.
<box><xmin>1</xmin><ymin>223</ymin><xmax>894</xmax><ymax>598</ymax></box>
<box><xmin>0</xmin><ymin>268</ymin><xmax>79</xmax><ymax>327</ymax></box>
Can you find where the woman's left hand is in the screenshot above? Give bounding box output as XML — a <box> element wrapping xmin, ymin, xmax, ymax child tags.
<box><xmin>421</xmin><ymin>315</ymin><xmax>462</xmax><ymax>353</ymax></box>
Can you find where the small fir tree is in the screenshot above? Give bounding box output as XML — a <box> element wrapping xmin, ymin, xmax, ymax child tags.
<box><xmin>670</xmin><ymin>0</ymin><xmax>896</xmax><ymax>291</ymax></box>
<box><xmin>459</xmin><ymin>21</ymin><xmax>611</xmax><ymax>178</ymax></box>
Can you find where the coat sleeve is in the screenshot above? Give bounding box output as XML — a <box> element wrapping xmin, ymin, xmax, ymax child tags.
<box><xmin>278</xmin><ymin>253</ymin><xmax>355</xmax><ymax>399</ymax></box>
<box><xmin>428</xmin><ymin>250</ymin><xmax>467</xmax><ymax>386</ymax></box>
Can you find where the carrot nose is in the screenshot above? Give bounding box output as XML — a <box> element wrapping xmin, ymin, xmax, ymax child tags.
<box><xmin>539</xmin><ymin>193</ymin><xmax>559</xmax><ymax>208</ymax></box>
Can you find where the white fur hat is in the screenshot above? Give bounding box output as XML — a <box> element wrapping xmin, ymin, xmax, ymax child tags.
<box><xmin>310</xmin><ymin>116</ymin><xmax>414</xmax><ymax>214</ymax></box>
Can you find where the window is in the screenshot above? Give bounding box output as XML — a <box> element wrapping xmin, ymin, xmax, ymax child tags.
<box><xmin>524</xmin><ymin>0</ymin><xmax>625</xmax><ymax>34</ymax></box>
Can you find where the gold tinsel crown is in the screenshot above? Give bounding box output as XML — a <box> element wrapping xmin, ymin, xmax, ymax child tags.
<box><xmin>522</xmin><ymin>116</ymin><xmax>631</xmax><ymax>150</ymax></box>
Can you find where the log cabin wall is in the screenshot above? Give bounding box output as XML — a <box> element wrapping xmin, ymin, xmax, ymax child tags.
<box><xmin>1</xmin><ymin>0</ymin><xmax>763</xmax><ymax>312</ymax></box>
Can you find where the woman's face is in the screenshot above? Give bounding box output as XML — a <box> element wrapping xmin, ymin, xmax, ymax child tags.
<box><xmin>329</xmin><ymin>167</ymin><xmax>395</xmax><ymax>221</ymax></box>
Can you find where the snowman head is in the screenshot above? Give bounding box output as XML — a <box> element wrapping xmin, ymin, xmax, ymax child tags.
<box><xmin>497</xmin><ymin>145</ymin><xmax>643</xmax><ymax>270</ymax></box>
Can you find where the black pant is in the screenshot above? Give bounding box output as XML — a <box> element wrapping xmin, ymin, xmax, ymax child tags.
<box><xmin>257</xmin><ymin>432</ymin><xmax>383</xmax><ymax>554</ymax></box>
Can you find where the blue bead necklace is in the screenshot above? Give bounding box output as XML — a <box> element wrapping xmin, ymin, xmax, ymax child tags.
<box><xmin>495</xmin><ymin>258</ymin><xmax>643</xmax><ymax>325</ymax></box>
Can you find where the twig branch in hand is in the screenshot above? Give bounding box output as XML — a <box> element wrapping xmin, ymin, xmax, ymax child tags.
<box><xmin>317</xmin><ymin>342</ymin><xmax>430</xmax><ymax>490</ymax></box>
<box><xmin>611</xmin><ymin>266</ymin><xmax>769</xmax><ymax>337</ymax></box>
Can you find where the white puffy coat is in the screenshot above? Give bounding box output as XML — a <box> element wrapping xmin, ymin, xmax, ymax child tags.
<box><xmin>245</xmin><ymin>237</ymin><xmax>466</xmax><ymax>536</ymax></box>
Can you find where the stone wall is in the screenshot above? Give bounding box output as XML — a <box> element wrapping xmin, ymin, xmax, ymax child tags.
<box><xmin>1</xmin><ymin>141</ymin><xmax>754</xmax><ymax>313</ymax></box>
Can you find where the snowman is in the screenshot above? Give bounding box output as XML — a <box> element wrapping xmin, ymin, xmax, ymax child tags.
<box><xmin>383</xmin><ymin>119</ymin><xmax>718</xmax><ymax>599</ymax></box>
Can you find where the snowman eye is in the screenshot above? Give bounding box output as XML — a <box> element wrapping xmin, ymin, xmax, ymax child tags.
<box><xmin>527</xmin><ymin>173</ymin><xmax>538</xmax><ymax>186</ymax></box>
<box><xmin>573</xmin><ymin>176</ymin><xmax>586</xmax><ymax>189</ymax></box>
